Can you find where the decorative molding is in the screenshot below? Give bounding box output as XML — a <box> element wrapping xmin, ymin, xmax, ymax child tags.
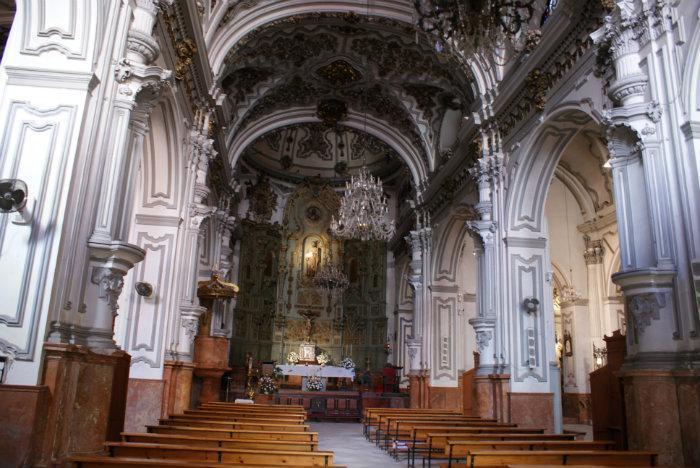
<box><xmin>627</xmin><ymin>292</ymin><xmax>666</xmax><ymax>334</ymax></box>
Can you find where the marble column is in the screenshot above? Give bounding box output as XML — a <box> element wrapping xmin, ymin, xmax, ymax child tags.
<box><xmin>163</xmin><ymin>111</ymin><xmax>217</xmax><ymax>413</ymax></box>
<box><xmin>593</xmin><ymin>3</ymin><xmax>700</xmax><ymax>465</ymax></box>
<box><xmin>81</xmin><ymin>0</ymin><xmax>172</xmax><ymax>350</ymax></box>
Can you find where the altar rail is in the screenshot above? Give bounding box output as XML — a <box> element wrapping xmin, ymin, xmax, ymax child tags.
<box><xmin>275</xmin><ymin>390</ymin><xmax>361</xmax><ymax>421</ymax></box>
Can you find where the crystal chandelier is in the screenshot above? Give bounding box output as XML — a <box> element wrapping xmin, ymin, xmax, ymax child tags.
<box><xmin>331</xmin><ymin>165</ymin><xmax>395</xmax><ymax>242</ymax></box>
<box><xmin>312</xmin><ymin>261</ymin><xmax>349</xmax><ymax>293</ymax></box>
<box><xmin>414</xmin><ymin>0</ymin><xmax>538</xmax><ymax>55</ymax></box>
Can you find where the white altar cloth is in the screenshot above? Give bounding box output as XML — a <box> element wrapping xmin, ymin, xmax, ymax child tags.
<box><xmin>277</xmin><ymin>364</ymin><xmax>354</xmax><ymax>379</ymax></box>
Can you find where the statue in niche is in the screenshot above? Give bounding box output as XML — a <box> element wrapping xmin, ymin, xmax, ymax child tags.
<box><xmin>304</xmin><ymin>239</ymin><xmax>321</xmax><ymax>278</ymax></box>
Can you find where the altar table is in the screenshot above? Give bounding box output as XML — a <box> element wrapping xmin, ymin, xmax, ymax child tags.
<box><xmin>277</xmin><ymin>364</ymin><xmax>355</xmax><ymax>379</ymax></box>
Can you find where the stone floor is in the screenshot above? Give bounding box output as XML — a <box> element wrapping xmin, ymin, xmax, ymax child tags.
<box><xmin>310</xmin><ymin>422</ymin><xmax>404</xmax><ymax>468</ymax></box>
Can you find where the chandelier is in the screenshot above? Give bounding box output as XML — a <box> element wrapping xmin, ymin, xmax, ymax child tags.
<box><xmin>414</xmin><ymin>0</ymin><xmax>538</xmax><ymax>55</ymax></box>
<box><xmin>313</xmin><ymin>261</ymin><xmax>349</xmax><ymax>293</ymax></box>
<box><xmin>331</xmin><ymin>166</ymin><xmax>395</xmax><ymax>242</ymax></box>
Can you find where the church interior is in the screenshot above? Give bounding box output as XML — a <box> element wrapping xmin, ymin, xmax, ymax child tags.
<box><xmin>0</xmin><ymin>0</ymin><xmax>698</xmax><ymax>467</ymax></box>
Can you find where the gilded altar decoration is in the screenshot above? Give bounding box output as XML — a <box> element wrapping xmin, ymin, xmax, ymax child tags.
<box><xmin>174</xmin><ymin>38</ymin><xmax>197</xmax><ymax>81</ymax></box>
<box><xmin>197</xmin><ymin>272</ymin><xmax>239</xmax><ymax>300</ymax></box>
<box><xmin>247</xmin><ymin>175</ymin><xmax>277</xmax><ymax>223</ymax></box>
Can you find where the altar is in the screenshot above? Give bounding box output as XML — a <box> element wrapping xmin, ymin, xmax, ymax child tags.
<box><xmin>277</xmin><ymin>364</ymin><xmax>355</xmax><ymax>391</ymax></box>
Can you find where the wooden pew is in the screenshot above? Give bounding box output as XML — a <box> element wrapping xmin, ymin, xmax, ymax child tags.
<box><xmin>163</xmin><ymin>415</ymin><xmax>305</xmax><ymax>425</ymax></box>
<box><xmin>404</xmin><ymin>427</ymin><xmax>546</xmax><ymax>466</ymax></box>
<box><xmin>375</xmin><ymin>415</ymin><xmax>492</xmax><ymax>445</ymax></box>
<box><xmin>185</xmin><ymin>409</ymin><xmax>306</xmax><ymax>419</ymax></box>
<box><xmin>172</xmin><ymin>412</ymin><xmax>306</xmax><ymax>423</ymax></box>
<box><xmin>383</xmin><ymin>417</ymin><xmax>508</xmax><ymax>446</ymax></box>
<box><xmin>106</xmin><ymin>442</ymin><xmax>335</xmax><ymax>466</ymax></box>
<box><xmin>122</xmin><ymin>432</ymin><xmax>318</xmax><ymax>452</ymax></box>
<box><xmin>69</xmin><ymin>455</ymin><xmax>345</xmax><ymax>467</ymax></box>
<box><xmin>158</xmin><ymin>418</ymin><xmax>309</xmax><ymax>432</ymax></box>
<box><xmin>146</xmin><ymin>425</ymin><xmax>317</xmax><ymax>443</ymax></box>
<box><xmin>363</xmin><ymin>409</ymin><xmax>459</xmax><ymax>438</ymax></box>
<box><xmin>420</xmin><ymin>432</ymin><xmax>576</xmax><ymax>465</ymax></box>
<box><xmin>201</xmin><ymin>402</ymin><xmax>304</xmax><ymax>412</ymax></box>
<box><xmin>441</xmin><ymin>450</ymin><xmax>657</xmax><ymax>467</ymax></box>
<box><xmin>444</xmin><ymin>440</ymin><xmax>615</xmax><ymax>467</ymax></box>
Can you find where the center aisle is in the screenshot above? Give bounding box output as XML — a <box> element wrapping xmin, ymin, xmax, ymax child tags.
<box><xmin>310</xmin><ymin>422</ymin><xmax>403</xmax><ymax>468</ymax></box>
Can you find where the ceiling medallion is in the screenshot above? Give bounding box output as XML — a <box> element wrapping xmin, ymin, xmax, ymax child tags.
<box><xmin>316</xmin><ymin>99</ymin><xmax>348</xmax><ymax>127</ymax></box>
<box><xmin>315</xmin><ymin>60</ymin><xmax>363</xmax><ymax>87</ymax></box>
<box><xmin>414</xmin><ymin>0</ymin><xmax>538</xmax><ymax>56</ymax></box>
<box><xmin>331</xmin><ymin>166</ymin><xmax>395</xmax><ymax>242</ymax></box>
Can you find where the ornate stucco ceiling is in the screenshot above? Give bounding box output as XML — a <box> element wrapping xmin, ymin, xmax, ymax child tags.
<box><xmin>242</xmin><ymin>123</ymin><xmax>403</xmax><ymax>185</ymax></box>
<box><xmin>219</xmin><ymin>13</ymin><xmax>475</xmax><ymax>180</ymax></box>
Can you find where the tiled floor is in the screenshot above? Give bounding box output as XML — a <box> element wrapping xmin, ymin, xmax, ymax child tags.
<box><xmin>310</xmin><ymin>422</ymin><xmax>404</xmax><ymax>468</ymax></box>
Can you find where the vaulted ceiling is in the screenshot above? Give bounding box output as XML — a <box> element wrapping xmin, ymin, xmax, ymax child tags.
<box><xmin>217</xmin><ymin>12</ymin><xmax>476</xmax><ymax>183</ymax></box>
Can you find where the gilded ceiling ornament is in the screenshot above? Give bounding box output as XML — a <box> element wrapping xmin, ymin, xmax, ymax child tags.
<box><xmin>315</xmin><ymin>60</ymin><xmax>363</xmax><ymax>87</ymax></box>
<box><xmin>174</xmin><ymin>38</ymin><xmax>197</xmax><ymax>81</ymax></box>
<box><xmin>525</xmin><ymin>69</ymin><xmax>550</xmax><ymax>112</ymax></box>
<box><xmin>316</xmin><ymin>99</ymin><xmax>348</xmax><ymax>127</ymax></box>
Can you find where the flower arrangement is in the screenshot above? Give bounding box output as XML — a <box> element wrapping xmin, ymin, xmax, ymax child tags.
<box><xmin>306</xmin><ymin>375</ymin><xmax>324</xmax><ymax>391</ymax></box>
<box><xmin>258</xmin><ymin>375</ymin><xmax>277</xmax><ymax>395</ymax></box>
<box><xmin>287</xmin><ymin>351</ymin><xmax>299</xmax><ymax>364</ymax></box>
<box><xmin>339</xmin><ymin>356</ymin><xmax>355</xmax><ymax>370</ymax></box>
<box><xmin>316</xmin><ymin>352</ymin><xmax>330</xmax><ymax>366</ymax></box>
<box><xmin>272</xmin><ymin>366</ymin><xmax>283</xmax><ymax>379</ymax></box>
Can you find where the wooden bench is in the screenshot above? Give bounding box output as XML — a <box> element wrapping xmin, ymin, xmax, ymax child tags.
<box><xmin>383</xmin><ymin>419</ymin><xmax>515</xmax><ymax>451</ymax></box>
<box><xmin>146</xmin><ymin>425</ymin><xmax>317</xmax><ymax>442</ymax></box>
<box><xmin>202</xmin><ymin>402</ymin><xmax>304</xmax><ymax>412</ymax></box>
<box><xmin>404</xmin><ymin>427</ymin><xmax>545</xmax><ymax>466</ymax></box>
<box><xmin>158</xmin><ymin>419</ymin><xmax>309</xmax><ymax>432</ymax></box>
<box><xmin>106</xmin><ymin>442</ymin><xmax>335</xmax><ymax>466</ymax></box>
<box><xmin>122</xmin><ymin>432</ymin><xmax>317</xmax><ymax>452</ymax></box>
<box><xmin>440</xmin><ymin>450</ymin><xmax>657</xmax><ymax>467</ymax></box>
<box><xmin>363</xmin><ymin>409</ymin><xmax>459</xmax><ymax>438</ymax></box>
<box><xmin>376</xmin><ymin>416</ymin><xmax>495</xmax><ymax>445</ymax></box>
<box><xmin>69</xmin><ymin>455</ymin><xmax>345</xmax><ymax>467</ymax></box>
<box><xmin>172</xmin><ymin>412</ymin><xmax>306</xmax><ymax>423</ymax></box>
<box><xmin>185</xmin><ymin>409</ymin><xmax>306</xmax><ymax>419</ymax></box>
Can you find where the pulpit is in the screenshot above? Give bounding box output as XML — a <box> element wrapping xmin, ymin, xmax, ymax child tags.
<box><xmin>193</xmin><ymin>273</ymin><xmax>239</xmax><ymax>404</ymax></box>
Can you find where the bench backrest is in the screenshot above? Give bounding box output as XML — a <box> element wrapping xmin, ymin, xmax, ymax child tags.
<box><xmin>466</xmin><ymin>450</ymin><xmax>657</xmax><ymax>466</ymax></box>
<box><xmin>146</xmin><ymin>425</ymin><xmax>317</xmax><ymax>442</ymax></box>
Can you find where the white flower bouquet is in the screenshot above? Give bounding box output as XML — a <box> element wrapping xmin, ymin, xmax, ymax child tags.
<box><xmin>258</xmin><ymin>375</ymin><xmax>277</xmax><ymax>395</ymax></box>
<box><xmin>287</xmin><ymin>351</ymin><xmax>300</xmax><ymax>364</ymax></box>
<box><xmin>316</xmin><ymin>352</ymin><xmax>330</xmax><ymax>366</ymax></box>
<box><xmin>339</xmin><ymin>356</ymin><xmax>355</xmax><ymax>370</ymax></box>
<box><xmin>306</xmin><ymin>375</ymin><xmax>324</xmax><ymax>391</ymax></box>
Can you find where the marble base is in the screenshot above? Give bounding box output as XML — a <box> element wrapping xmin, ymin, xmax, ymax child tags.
<box><xmin>622</xmin><ymin>369</ymin><xmax>700</xmax><ymax>467</ymax></box>
<box><xmin>562</xmin><ymin>392</ymin><xmax>591</xmax><ymax>424</ymax></box>
<box><xmin>0</xmin><ymin>385</ymin><xmax>49</xmax><ymax>467</ymax></box>
<box><xmin>508</xmin><ymin>392</ymin><xmax>555</xmax><ymax>433</ymax></box>
<box><xmin>37</xmin><ymin>343</ymin><xmax>130</xmax><ymax>465</ymax></box>
<box><xmin>193</xmin><ymin>335</ymin><xmax>231</xmax><ymax>405</ymax></box>
<box><xmin>428</xmin><ymin>385</ymin><xmax>462</xmax><ymax>410</ymax></box>
<box><xmin>162</xmin><ymin>360</ymin><xmax>194</xmax><ymax>416</ymax></box>
<box><xmin>124</xmin><ymin>378</ymin><xmax>164</xmax><ymax>432</ymax></box>
<box><xmin>473</xmin><ymin>373</ymin><xmax>510</xmax><ymax>422</ymax></box>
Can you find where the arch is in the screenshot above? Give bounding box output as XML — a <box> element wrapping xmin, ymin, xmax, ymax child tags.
<box><xmin>553</xmin><ymin>165</ymin><xmax>598</xmax><ymax>222</ymax></box>
<box><xmin>682</xmin><ymin>19</ymin><xmax>700</xmax><ymax>120</ymax></box>
<box><xmin>506</xmin><ymin>103</ymin><xmax>603</xmax><ymax>235</ymax></box>
<box><xmin>227</xmin><ymin>107</ymin><xmax>430</xmax><ymax>188</ymax></box>
<box><xmin>207</xmin><ymin>0</ymin><xmax>415</xmax><ymax>76</ymax></box>
<box><xmin>432</xmin><ymin>210</ymin><xmax>473</xmax><ymax>284</ymax></box>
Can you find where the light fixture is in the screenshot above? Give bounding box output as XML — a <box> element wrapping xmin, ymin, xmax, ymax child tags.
<box><xmin>330</xmin><ymin>3</ymin><xmax>396</xmax><ymax>245</ymax></box>
<box><xmin>330</xmin><ymin>166</ymin><xmax>395</xmax><ymax>242</ymax></box>
<box><xmin>313</xmin><ymin>260</ymin><xmax>349</xmax><ymax>293</ymax></box>
<box><xmin>414</xmin><ymin>0</ymin><xmax>539</xmax><ymax>56</ymax></box>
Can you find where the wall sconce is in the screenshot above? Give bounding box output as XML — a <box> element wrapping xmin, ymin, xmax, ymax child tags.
<box><xmin>0</xmin><ymin>356</ymin><xmax>8</xmax><ymax>383</ymax></box>
<box><xmin>593</xmin><ymin>344</ymin><xmax>607</xmax><ymax>369</ymax></box>
<box><xmin>523</xmin><ymin>297</ymin><xmax>539</xmax><ymax>314</ymax></box>
<box><xmin>135</xmin><ymin>282</ymin><xmax>154</xmax><ymax>297</ymax></box>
